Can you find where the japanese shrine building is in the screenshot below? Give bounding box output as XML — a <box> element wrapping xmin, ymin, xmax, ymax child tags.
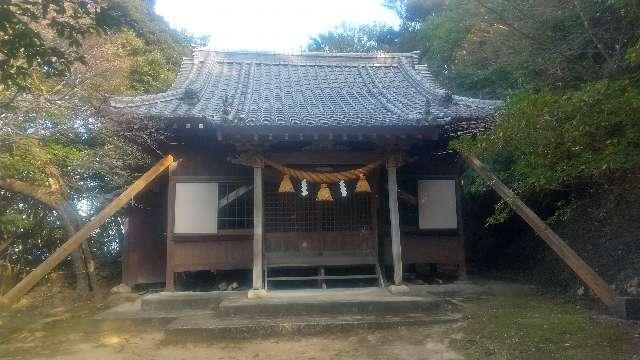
<box><xmin>110</xmin><ymin>50</ymin><xmax>500</xmax><ymax>292</ymax></box>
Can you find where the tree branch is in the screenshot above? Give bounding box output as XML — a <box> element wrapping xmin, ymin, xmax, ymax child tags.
<box><xmin>0</xmin><ymin>237</ymin><xmax>10</xmax><ymax>258</ymax></box>
<box><xmin>0</xmin><ymin>178</ymin><xmax>63</xmax><ymax>208</ymax></box>
<box><xmin>572</xmin><ymin>0</ymin><xmax>613</xmax><ymax>64</ymax></box>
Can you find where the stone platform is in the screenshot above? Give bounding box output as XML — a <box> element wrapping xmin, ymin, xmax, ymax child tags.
<box><xmin>96</xmin><ymin>282</ymin><xmax>504</xmax><ymax>341</ymax></box>
<box><xmin>96</xmin><ymin>286</ymin><xmax>473</xmax><ymax>339</ymax></box>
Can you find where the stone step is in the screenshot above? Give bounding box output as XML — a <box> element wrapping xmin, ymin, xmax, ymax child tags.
<box><xmin>217</xmin><ymin>288</ymin><xmax>447</xmax><ymax>316</ymax></box>
<box><xmin>140</xmin><ymin>291</ymin><xmax>243</xmax><ymax>312</ymax></box>
<box><xmin>165</xmin><ymin>313</ymin><xmax>462</xmax><ymax>341</ymax></box>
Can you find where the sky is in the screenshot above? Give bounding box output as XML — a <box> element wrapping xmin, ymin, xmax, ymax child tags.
<box><xmin>154</xmin><ymin>0</ymin><xmax>400</xmax><ymax>52</ymax></box>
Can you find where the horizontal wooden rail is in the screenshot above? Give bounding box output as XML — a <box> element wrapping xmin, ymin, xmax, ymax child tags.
<box><xmin>0</xmin><ymin>155</ymin><xmax>174</xmax><ymax>309</ymax></box>
<box><xmin>461</xmin><ymin>152</ymin><xmax>617</xmax><ymax>307</ymax></box>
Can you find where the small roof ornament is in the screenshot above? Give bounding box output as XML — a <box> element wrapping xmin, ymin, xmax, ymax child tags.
<box><xmin>440</xmin><ymin>91</ymin><xmax>453</xmax><ymax>107</ymax></box>
<box><xmin>181</xmin><ymin>86</ymin><xmax>199</xmax><ymax>105</ymax></box>
<box><xmin>418</xmin><ymin>95</ymin><xmax>431</xmax><ymax>125</ymax></box>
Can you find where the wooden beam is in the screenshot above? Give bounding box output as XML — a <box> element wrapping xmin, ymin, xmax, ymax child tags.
<box><xmin>398</xmin><ymin>189</ymin><xmax>418</xmax><ymax>206</ymax></box>
<box><xmin>218</xmin><ymin>185</ymin><xmax>253</xmax><ymax>209</ymax></box>
<box><xmin>0</xmin><ymin>155</ymin><xmax>174</xmax><ymax>308</ymax></box>
<box><xmin>386</xmin><ymin>159</ymin><xmax>403</xmax><ymax>286</ymax></box>
<box><xmin>461</xmin><ymin>152</ymin><xmax>617</xmax><ymax>306</ymax></box>
<box><xmin>382</xmin><ymin>182</ymin><xmax>418</xmax><ymax>206</ymax></box>
<box><xmin>252</xmin><ymin>165</ymin><xmax>264</xmax><ymax>290</ymax></box>
<box><xmin>267</xmin><ymin>151</ymin><xmax>385</xmax><ymax>165</ymax></box>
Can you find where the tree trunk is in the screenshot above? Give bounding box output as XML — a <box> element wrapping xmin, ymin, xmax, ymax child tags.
<box><xmin>69</xmin><ymin>248</ymin><xmax>90</xmax><ymax>294</ymax></box>
<box><xmin>58</xmin><ymin>205</ymin><xmax>97</xmax><ymax>294</ymax></box>
<box><xmin>0</xmin><ymin>174</ymin><xmax>97</xmax><ymax>294</ymax></box>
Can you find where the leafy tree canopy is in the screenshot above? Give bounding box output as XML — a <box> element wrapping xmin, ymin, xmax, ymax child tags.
<box><xmin>423</xmin><ymin>0</ymin><xmax>640</xmax><ymax>222</ymax></box>
<box><xmin>0</xmin><ymin>0</ymin><xmax>102</xmax><ymax>93</ymax></box>
<box><xmin>306</xmin><ymin>22</ymin><xmax>401</xmax><ymax>53</ymax></box>
<box><xmin>0</xmin><ymin>0</ymin><xmax>196</xmax><ymax>290</ymax></box>
<box><xmin>419</xmin><ymin>0</ymin><xmax>640</xmax><ymax>98</ymax></box>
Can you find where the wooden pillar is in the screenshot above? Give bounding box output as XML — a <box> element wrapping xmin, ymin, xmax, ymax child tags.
<box><xmin>386</xmin><ymin>156</ymin><xmax>403</xmax><ymax>286</ymax></box>
<box><xmin>252</xmin><ymin>162</ymin><xmax>264</xmax><ymax>290</ymax></box>
<box><xmin>165</xmin><ymin>161</ymin><xmax>178</xmax><ymax>291</ymax></box>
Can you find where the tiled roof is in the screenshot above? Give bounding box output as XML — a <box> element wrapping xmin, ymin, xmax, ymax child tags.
<box><xmin>110</xmin><ymin>50</ymin><xmax>501</xmax><ymax>127</ymax></box>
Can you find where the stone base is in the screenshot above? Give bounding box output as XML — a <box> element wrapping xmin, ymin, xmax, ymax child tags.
<box><xmin>222</xmin><ymin>288</ymin><xmax>443</xmax><ymax>316</ymax></box>
<box><xmin>610</xmin><ymin>297</ymin><xmax>640</xmax><ymax>320</ymax></box>
<box><xmin>165</xmin><ymin>313</ymin><xmax>461</xmax><ymax>341</ymax></box>
<box><xmin>247</xmin><ymin>289</ymin><xmax>268</xmax><ymax>299</ymax></box>
<box><xmin>388</xmin><ymin>284</ymin><xmax>410</xmax><ymax>294</ymax></box>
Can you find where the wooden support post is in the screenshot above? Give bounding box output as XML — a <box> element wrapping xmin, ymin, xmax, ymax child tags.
<box><xmin>0</xmin><ymin>155</ymin><xmax>174</xmax><ymax>308</ymax></box>
<box><xmin>461</xmin><ymin>152</ymin><xmax>617</xmax><ymax>307</ymax></box>
<box><xmin>252</xmin><ymin>162</ymin><xmax>264</xmax><ymax>290</ymax></box>
<box><xmin>386</xmin><ymin>157</ymin><xmax>403</xmax><ymax>286</ymax></box>
<box><xmin>165</xmin><ymin>161</ymin><xmax>178</xmax><ymax>292</ymax></box>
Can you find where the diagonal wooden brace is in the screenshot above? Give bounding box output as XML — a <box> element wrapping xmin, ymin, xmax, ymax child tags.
<box><xmin>0</xmin><ymin>155</ymin><xmax>174</xmax><ymax>309</ymax></box>
<box><xmin>460</xmin><ymin>152</ymin><xmax>622</xmax><ymax>310</ymax></box>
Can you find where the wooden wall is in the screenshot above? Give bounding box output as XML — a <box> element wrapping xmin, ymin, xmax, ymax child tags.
<box><xmin>122</xmin><ymin>177</ymin><xmax>167</xmax><ymax>285</ymax></box>
<box><xmin>124</xmin><ymin>135</ymin><xmax>467</xmax><ymax>285</ymax></box>
<box><xmin>380</xmin><ymin>146</ymin><xmax>466</xmax><ymax>275</ymax></box>
<box><xmin>166</xmin><ymin>141</ymin><xmax>253</xmax><ymax>288</ymax></box>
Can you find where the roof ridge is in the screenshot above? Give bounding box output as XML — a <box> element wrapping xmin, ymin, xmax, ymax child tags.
<box><xmin>194</xmin><ymin>48</ymin><xmax>420</xmax><ymax>59</ymax></box>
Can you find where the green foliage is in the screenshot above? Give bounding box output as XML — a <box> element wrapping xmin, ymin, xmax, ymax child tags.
<box><xmin>410</xmin><ymin>0</ymin><xmax>640</xmax><ymax>223</ymax></box>
<box><xmin>127</xmin><ymin>38</ymin><xmax>180</xmax><ymax>93</ymax></box>
<box><xmin>454</xmin><ymin>79</ymin><xmax>640</xmax><ymax>220</ymax></box>
<box><xmin>96</xmin><ymin>0</ymin><xmax>203</xmax><ymax>93</ymax></box>
<box><xmin>384</xmin><ymin>0</ymin><xmax>447</xmax><ymax>50</ymax></box>
<box><xmin>0</xmin><ymin>0</ymin><xmax>191</xmax><ymax>276</ymax></box>
<box><xmin>0</xmin><ymin>136</ymin><xmax>89</xmax><ymax>186</ymax></box>
<box><xmin>419</xmin><ymin>0</ymin><xmax>640</xmax><ymax>98</ymax></box>
<box><xmin>0</xmin><ymin>0</ymin><xmax>100</xmax><ymax>93</ymax></box>
<box><xmin>627</xmin><ymin>40</ymin><xmax>640</xmax><ymax>66</ymax></box>
<box><xmin>306</xmin><ymin>22</ymin><xmax>401</xmax><ymax>53</ymax></box>
<box><xmin>0</xmin><ymin>191</ymin><xmax>67</xmax><ymax>273</ymax></box>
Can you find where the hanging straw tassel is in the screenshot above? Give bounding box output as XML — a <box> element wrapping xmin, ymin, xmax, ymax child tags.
<box><xmin>355</xmin><ymin>174</ymin><xmax>371</xmax><ymax>193</ymax></box>
<box><xmin>278</xmin><ymin>174</ymin><xmax>294</xmax><ymax>193</ymax></box>
<box><xmin>316</xmin><ymin>183</ymin><xmax>333</xmax><ymax>201</ymax></box>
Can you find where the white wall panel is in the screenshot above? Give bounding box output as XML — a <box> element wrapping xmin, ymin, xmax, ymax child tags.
<box><xmin>418</xmin><ymin>180</ymin><xmax>458</xmax><ymax>230</ymax></box>
<box><xmin>174</xmin><ymin>182</ymin><xmax>218</xmax><ymax>234</ymax></box>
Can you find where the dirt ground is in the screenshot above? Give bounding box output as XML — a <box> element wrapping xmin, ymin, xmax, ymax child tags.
<box><xmin>33</xmin><ymin>326</ymin><xmax>464</xmax><ymax>360</ymax></box>
<box><xmin>1</xmin><ymin>314</ymin><xmax>465</xmax><ymax>360</ymax></box>
<box><xmin>0</xmin><ymin>289</ymin><xmax>638</xmax><ymax>360</ymax></box>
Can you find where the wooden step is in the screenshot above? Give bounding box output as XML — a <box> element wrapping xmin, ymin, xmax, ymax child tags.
<box><xmin>265</xmin><ymin>263</ymin><xmax>384</xmax><ymax>289</ymax></box>
<box><xmin>268</xmin><ymin>274</ymin><xmax>379</xmax><ymax>281</ymax></box>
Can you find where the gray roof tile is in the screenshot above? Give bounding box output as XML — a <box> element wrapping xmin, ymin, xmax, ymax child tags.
<box><xmin>110</xmin><ymin>50</ymin><xmax>501</xmax><ymax>127</ymax></box>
